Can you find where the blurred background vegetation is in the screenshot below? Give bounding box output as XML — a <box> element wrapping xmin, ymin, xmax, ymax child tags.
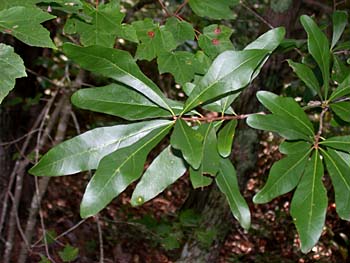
<box><xmin>1</xmin><ymin>0</ymin><xmax>350</xmax><ymax>262</ymax></box>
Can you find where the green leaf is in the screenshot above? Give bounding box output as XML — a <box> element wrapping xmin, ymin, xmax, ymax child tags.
<box><xmin>188</xmin><ymin>0</ymin><xmax>238</xmax><ymax>20</ymax></box>
<box><xmin>164</xmin><ymin>17</ymin><xmax>195</xmax><ymax>45</ymax></box>
<box><xmin>331</xmin><ymin>11</ymin><xmax>348</xmax><ymax>49</ymax></box>
<box><xmin>332</xmin><ymin>55</ymin><xmax>350</xmax><ymax>84</ymax></box>
<box><xmin>0</xmin><ymin>7</ymin><xmax>56</xmax><ymax>48</ymax></box>
<box><xmin>189</xmin><ymin>123</ymin><xmax>220</xmax><ymax>188</ymax></box>
<box><xmin>300</xmin><ymin>15</ymin><xmax>330</xmax><ymax>96</ymax></box>
<box><xmin>80</xmin><ymin>124</ymin><xmax>173</xmax><ymax>218</ymax></box>
<box><xmin>279</xmin><ymin>140</ymin><xmax>312</xmax><ymax>155</ymax></box>
<box><xmin>247</xmin><ymin>114</ymin><xmax>311</xmax><ymax>141</ymax></box>
<box><xmin>217</xmin><ymin>120</ymin><xmax>237</xmax><ymax>158</ymax></box>
<box><xmin>198</xmin><ymin>24</ymin><xmax>234</xmax><ymax>59</ymax></box>
<box><xmin>71</xmin><ymin>84</ymin><xmax>176</xmax><ymax>120</ymax></box>
<box><xmin>0</xmin><ymin>44</ymin><xmax>26</xmax><ymax>104</ymax></box>
<box><xmin>256</xmin><ymin>91</ymin><xmax>314</xmax><ymax>138</ymax></box>
<box><xmin>130</xmin><ymin>146</ymin><xmax>187</xmax><ymax>206</ymax></box>
<box><xmin>29</xmin><ymin>120</ymin><xmax>173</xmax><ymax>176</ymax></box>
<box><xmin>158</xmin><ymin>51</ymin><xmax>196</xmax><ymax>85</ymax></box>
<box><xmin>331</xmin><ymin>101</ymin><xmax>350</xmax><ymax>122</ymax></box>
<box><xmin>133</xmin><ymin>18</ymin><xmax>177</xmax><ymax>61</ymax></box>
<box><xmin>183</xmin><ymin>49</ymin><xmax>269</xmax><ymax>113</ymax></box>
<box><xmin>253</xmin><ymin>149</ymin><xmax>311</xmax><ymax>204</ymax></box>
<box><xmin>216</xmin><ymin>158</ymin><xmax>251</xmax><ymax>230</ymax></box>
<box><xmin>245</xmin><ymin>27</ymin><xmax>286</xmax><ymax>51</ymax></box>
<box><xmin>69</xmin><ymin>1</ymin><xmax>124</xmax><ymax>47</ymax></box>
<box><xmin>322</xmin><ymin>149</ymin><xmax>350</xmax><ymax>220</ymax></box>
<box><xmin>288</xmin><ymin>60</ymin><xmax>322</xmax><ymax>98</ymax></box>
<box><xmin>0</xmin><ymin>0</ymin><xmax>39</xmax><ymax>10</ymax></box>
<box><xmin>320</xmin><ymin>135</ymin><xmax>350</xmax><ymax>152</ymax></box>
<box><xmin>62</xmin><ymin>43</ymin><xmax>173</xmax><ymax>113</ymax></box>
<box><xmin>290</xmin><ymin>151</ymin><xmax>327</xmax><ymax>253</ymax></box>
<box><xmin>329</xmin><ymin>72</ymin><xmax>350</xmax><ymax>101</ymax></box>
<box><xmin>170</xmin><ymin>119</ymin><xmax>204</xmax><ymax>169</ymax></box>
<box><xmin>58</xmin><ymin>245</ymin><xmax>79</xmax><ymax>262</ymax></box>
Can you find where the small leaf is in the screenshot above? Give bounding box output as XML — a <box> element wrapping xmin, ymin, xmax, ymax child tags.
<box><xmin>198</xmin><ymin>24</ymin><xmax>234</xmax><ymax>59</ymax></box>
<box><xmin>256</xmin><ymin>91</ymin><xmax>314</xmax><ymax>138</ymax></box>
<box><xmin>216</xmin><ymin>158</ymin><xmax>251</xmax><ymax>230</ymax></box>
<box><xmin>158</xmin><ymin>51</ymin><xmax>196</xmax><ymax>85</ymax></box>
<box><xmin>329</xmin><ymin>72</ymin><xmax>350</xmax><ymax>101</ymax></box>
<box><xmin>245</xmin><ymin>27</ymin><xmax>286</xmax><ymax>51</ymax></box>
<box><xmin>253</xmin><ymin>148</ymin><xmax>311</xmax><ymax>204</ymax></box>
<box><xmin>63</xmin><ymin>43</ymin><xmax>173</xmax><ymax>113</ymax></box>
<box><xmin>71</xmin><ymin>84</ymin><xmax>176</xmax><ymax>120</ymax></box>
<box><xmin>290</xmin><ymin>151</ymin><xmax>327</xmax><ymax>253</ymax></box>
<box><xmin>164</xmin><ymin>17</ymin><xmax>195</xmax><ymax>45</ymax></box>
<box><xmin>217</xmin><ymin>120</ymin><xmax>237</xmax><ymax>158</ymax></box>
<box><xmin>189</xmin><ymin>123</ymin><xmax>220</xmax><ymax>188</ymax></box>
<box><xmin>320</xmin><ymin>135</ymin><xmax>350</xmax><ymax>152</ymax></box>
<box><xmin>0</xmin><ymin>44</ymin><xmax>26</xmax><ymax>104</ymax></box>
<box><xmin>133</xmin><ymin>18</ymin><xmax>177</xmax><ymax>61</ymax></box>
<box><xmin>322</xmin><ymin>149</ymin><xmax>350</xmax><ymax>220</ymax></box>
<box><xmin>300</xmin><ymin>15</ymin><xmax>330</xmax><ymax>95</ymax></box>
<box><xmin>0</xmin><ymin>7</ymin><xmax>56</xmax><ymax>48</ymax></box>
<box><xmin>188</xmin><ymin>0</ymin><xmax>238</xmax><ymax>19</ymax></box>
<box><xmin>288</xmin><ymin>60</ymin><xmax>322</xmax><ymax>98</ymax></box>
<box><xmin>170</xmin><ymin>119</ymin><xmax>204</xmax><ymax>169</ymax></box>
<box><xmin>80</xmin><ymin>124</ymin><xmax>173</xmax><ymax>218</ymax></box>
<box><xmin>130</xmin><ymin>146</ymin><xmax>187</xmax><ymax>206</ymax></box>
<box><xmin>279</xmin><ymin>140</ymin><xmax>312</xmax><ymax>155</ymax></box>
<box><xmin>58</xmin><ymin>245</ymin><xmax>79</xmax><ymax>262</ymax></box>
<box><xmin>331</xmin><ymin>11</ymin><xmax>348</xmax><ymax>49</ymax></box>
<box><xmin>331</xmin><ymin>101</ymin><xmax>350</xmax><ymax>122</ymax></box>
<box><xmin>29</xmin><ymin>120</ymin><xmax>173</xmax><ymax>176</ymax></box>
<box><xmin>332</xmin><ymin>55</ymin><xmax>350</xmax><ymax>84</ymax></box>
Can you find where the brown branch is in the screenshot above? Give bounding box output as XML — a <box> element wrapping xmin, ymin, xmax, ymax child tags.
<box><xmin>314</xmin><ymin>106</ymin><xmax>329</xmax><ymax>149</ymax></box>
<box><xmin>240</xmin><ymin>0</ymin><xmax>273</xmax><ymax>29</ymax></box>
<box><xmin>175</xmin><ymin>0</ymin><xmax>189</xmax><ymax>15</ymax></box>
<box><xmin>157</xmin><ymin>0</ymin><xmax>171</xmax><ymax>16</ymax></box>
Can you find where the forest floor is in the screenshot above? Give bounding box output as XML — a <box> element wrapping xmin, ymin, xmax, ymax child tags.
<box><xmin>23</xmin><ymin>138</ymin><xmax>349</xmax><ymax>263</ymax></box>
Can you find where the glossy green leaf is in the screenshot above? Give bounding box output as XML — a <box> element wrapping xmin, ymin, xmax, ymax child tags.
<box><xmin>279</xmin><ymin>140</ymin><xmax>312</xmax><ymax>155</ymax></box>
<box><xmin>189</xmin><ymin>123</ymin><xmax>220</xmax><ymax>188</ymax></box>
<box><xmin>331</xmin><ymin>101</ymin><xmax>350</xmax><ymax>122</ymax></box>
<box><xmin>300</xmin><ymin>15</ymin><xmax>330</xmax><ymax>95</ymax></box>
<box><xmin>322</xmin><ymin>149</ymin><xmax>350</xmax><ymax>220</ymax></box>
<box><xmin>183</xmin><ymin>49</ymin><xmax>269</xmax><ymax>113</ymax></box>
<box><xmin>198</xmin><ymin>24</ymin><xmax>234</xmax><ymax>59</ymax></box>
<box><xmin>329</xmin><ymin>73</ymin><xmax>350</xmax><ymax>101</ymax></box>
<box><xmin>256</xmin><ymin>91</ymin><xmax>314</xmax><ymax>138</ymax></box>
<box><xmin>68</xmin><ymin>1</ymin><xmax>124</xmax><ymax>47</ymax></box>
<box><xmin>247</xmin><ymin>114</ymin><xmax>311</xmax><ymax>141</ymax></box>
<box><xmin>188</xmin><ymin>0</ymin><xmax>238</xmax><ymax>20</ymax></box>
<box><xmin>217</xmin><ymin>120</ymin><xmax>237</xmax><ymax>158</ymax></box>
<box><xmin>331</xmin><ymin>11</ymin><xmax>348</xmax><ymax>49</ymax></box>
<box><xmin>130</xmin><ymin>146</ymin><xmax>187</xmax><ymax>206</ymax></box>
<box><xmin>62</xmin><ymin>43</ymin><xmax>173</xmax><ymax>113</ymax></box>
<box><xmin>245</xmin><ymin>27</ymin><xmax>285</xmax><ymax>51</ymax></box>
<box><xmin>253</xmin><ymin>149</ymin><xmax>311</xmax><ymax>203</ymax></box>
<box><xmin>170</xmin><ymin>119</ymin><xmax>204</xmax><ymax>169</ymax></box>
<box><xmin>0</xmin><ymin>0</ymin><xmax>39</xmax><ymax>9</ymax></box>
<box><xmin>164</xmin><ymin>17</ymin><xmax>195</xmax><ymax>45</ymax></box>
<box><xmin>288</xmin><ymin>60</ymin><xmax>321</xmax><ymax>98</ymax></box>
<box><xmin>0</xmin><ymin>7</ymin><xmax>56</xmax><ymax>48</ymax></box>
<box><xmin>0</xmin><ymin>44</ymin><xmax>26</xmax><ymax>104</ymax></box>
<box><xmin>158</xmin><ymin>51</ymin><xmax>196</xmax><ymax>85</ymax></box>
<box><xmin>133</xmin><ymin>18</ymin><xmax>177</xmax><ymax>61</ymax></box>
<box><xmin>80</xmin><ymin>124</ymin><xmax>172</xmax><ymax>218</ymax></box>
<box><xmin>216</xmin><ymin>158</ymin><xmax>250</xmax><ymax>230</ymax></box>
<box><xmin>29</xmin><ymin>120</ymin><xmax>173</xmax><ymax>176</ymax></box>
<box><xmin>290</xmin><ymin>151</ymin><xmax>327</xmax><ymax>253</ymax></box>
<box><xmin>71</xmin><ymin>84</ymin><xmax>175</xmax><ymax>120</ymax></box>
<box><xmin>320</xmin><ymin>135</ymin><xmax>350</xmax><ymax>152</ymax></box>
